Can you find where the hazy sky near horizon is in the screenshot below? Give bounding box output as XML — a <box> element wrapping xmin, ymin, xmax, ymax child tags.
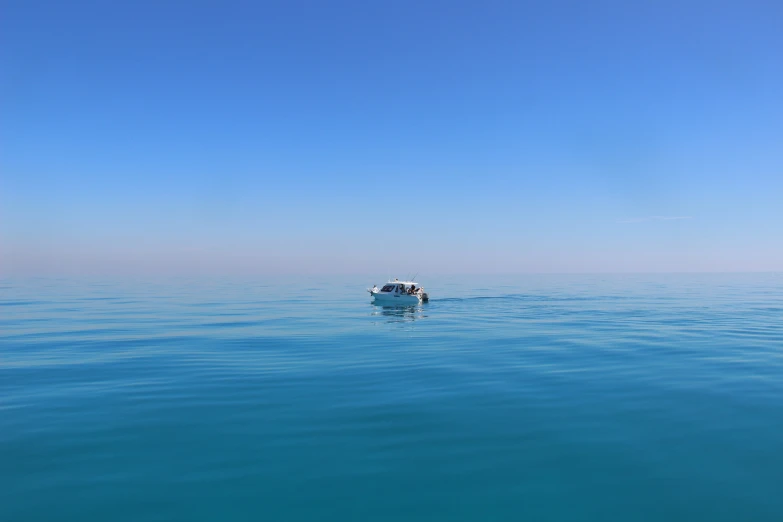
<box><xmin>2</xmin><ymin>0</ymin><xmax>782</xmax><ymax>275</ymax></box>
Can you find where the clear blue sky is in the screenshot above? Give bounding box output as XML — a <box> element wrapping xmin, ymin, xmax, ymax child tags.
<box><xmin>2</xmin><ymin>0</ymin><xmax>781</xmax><ymax>275</ymax></box>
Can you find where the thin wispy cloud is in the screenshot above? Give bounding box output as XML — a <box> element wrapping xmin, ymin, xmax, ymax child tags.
<box><xmin>617</xmin><ymin>216</ymin><xmax>693</xmax><ymax>224</ymax></box>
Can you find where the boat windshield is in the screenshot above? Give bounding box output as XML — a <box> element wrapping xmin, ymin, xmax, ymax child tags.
<box><xmin>380</xmin><ymin>285</ymin><xmax>394</xmax><ymax>292</ymax></box>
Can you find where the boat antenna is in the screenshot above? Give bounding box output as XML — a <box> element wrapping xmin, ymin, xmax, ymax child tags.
<box><xmin>411</xmin><ymin>272</ymin><xmax>418</xmax><ymax>282</ymax></box>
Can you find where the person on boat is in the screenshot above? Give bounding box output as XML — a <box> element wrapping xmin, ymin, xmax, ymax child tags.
<box><xmin>409</xmin><ymin>285</ymin><xmax>416</xmax><ymax>295</ymax></box>
<box><xmin>372</xmin><ymin>285</ymin><xmax>378</xmax><ymax>293</ymax></box>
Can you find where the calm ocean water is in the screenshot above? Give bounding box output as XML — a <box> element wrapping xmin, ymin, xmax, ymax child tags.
<box><xmin>2</xmin><ymin>274</ymin><xmax>782</xmax><ymax>521</ymax></box>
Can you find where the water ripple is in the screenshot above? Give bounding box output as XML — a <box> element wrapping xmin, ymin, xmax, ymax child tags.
<box><xmin>1</xmin><ymin>274</ymin><xmax>782</xmax><ymax>521</ymax></box>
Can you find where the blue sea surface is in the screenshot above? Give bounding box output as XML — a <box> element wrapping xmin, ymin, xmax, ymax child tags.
<box><xmin>2</xmin><ymin>274</ymin><xmax>782</xmax><ymax>521</ymax></box>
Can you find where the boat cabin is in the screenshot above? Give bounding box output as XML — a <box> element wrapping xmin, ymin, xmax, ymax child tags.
<box><xmin>378</xmin><ymin>281</ymin><xmax>420</xmax><ymax>295</ymax></box>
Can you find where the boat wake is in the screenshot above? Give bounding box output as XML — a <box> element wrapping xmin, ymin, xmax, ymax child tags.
<box><xmin>433</xmin><ymin>294</ymin><xmax>533</xmax><ymax>303</ymax></box>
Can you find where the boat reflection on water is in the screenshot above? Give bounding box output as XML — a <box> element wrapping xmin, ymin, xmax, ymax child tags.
<box><xmin>370</xmin><ymin>303</ymin><xmax>427</xmax><ymax>323</ymax></box>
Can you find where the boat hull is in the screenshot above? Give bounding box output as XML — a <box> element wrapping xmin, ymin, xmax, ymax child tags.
<box><xmin>371</xmin><ymin>292</ymin><xmax>421</xmax><ymax>305</ymax></box>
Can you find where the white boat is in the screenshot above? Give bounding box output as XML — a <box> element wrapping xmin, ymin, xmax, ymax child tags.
<box><xmin>368</xmin><ymin>279</ymin><xmax>429</xmax><ymax>304</ymax></box>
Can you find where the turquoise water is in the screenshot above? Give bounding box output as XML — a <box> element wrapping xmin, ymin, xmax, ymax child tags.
<box><xmin>2</xmin><ymin>274</ymin><xmax>782</xmax><ymax>521</ymax></box>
